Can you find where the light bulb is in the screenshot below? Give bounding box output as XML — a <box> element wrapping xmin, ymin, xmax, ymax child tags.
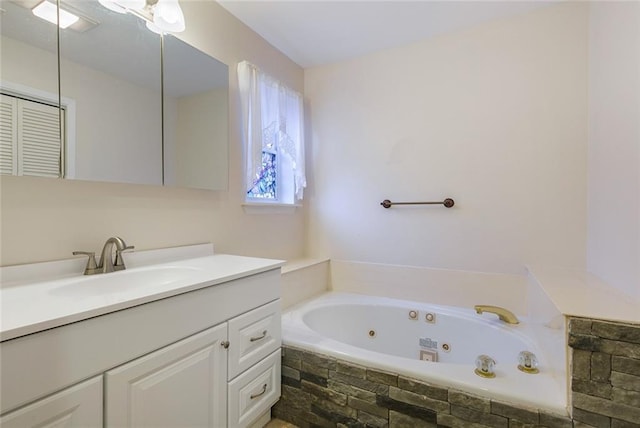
<box><xmin>120</xmin><ymin>0</ymin><xmax>146</xmax><ymax>11</ymax></box>
<box><xmin>153</xmin><ymin>0</ymin><xmax>185</xmax><ymax>33</ymax></box>
<box><xmin>145</xmin><ymin>20</ymin><xmax>164</xmax><ymax>35</ymax></box>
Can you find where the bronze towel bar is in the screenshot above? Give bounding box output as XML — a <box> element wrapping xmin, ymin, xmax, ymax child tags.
<box><xmin>380</xmin><ymin>198</ymin><xmax>455</xmax><ymax>209</ymax></box>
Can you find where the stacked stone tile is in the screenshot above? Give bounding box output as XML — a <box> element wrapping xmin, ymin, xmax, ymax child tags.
<box><xmin>273</xmin><ymin>346</ymin><xmax>572</xmax><ymax>428</ymax></box>
<box><xmin>273</xmin><ymin>317</ymin><xmax>640</xmax><ymax>428</ymax></box>
<box><xmin>569</xmin><ymin>318</ymin><xmax>640</xmax><ymax>428</ymax></box>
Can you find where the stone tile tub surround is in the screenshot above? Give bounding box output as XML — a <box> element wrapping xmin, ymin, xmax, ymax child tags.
<box><xmin>274</xmin><ymin>331</ymin><xmax>640</xmax><ymax>428</ymax></box>
<box><xmin>273</xmin><ymin>345</ymin><xmax>574</xmax><ymax>428</ymax></box>
<box><xmin>569</xmin><ymin>318</ymin><xmax>640</xmax><ymax>428</ymax></box>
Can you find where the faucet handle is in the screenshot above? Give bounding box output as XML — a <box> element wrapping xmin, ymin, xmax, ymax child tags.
<box><xmin>114</xmin><ymin>245</ymin><xmax>135</xmax><ymax>270</ymax></box>
<box><xmin>72</xmin><ymin>251</ymin><xmax>100</xmax><ymax>275</ymax></box>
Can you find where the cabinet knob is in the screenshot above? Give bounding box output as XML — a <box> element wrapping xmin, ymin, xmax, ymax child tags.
<box><xmin>221</xmin><ymin>340</ymin><xmax>230</xmax><ymax>349</ymax></box>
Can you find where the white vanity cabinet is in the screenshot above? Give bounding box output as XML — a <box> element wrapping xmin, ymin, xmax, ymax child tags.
<box><xmin>105</xmin><ymin>302</ymin><xmax>282</xmax><ymax>428</ymax></box>
<box><xmin>0</xmin><ymin>260</ymin><xmax>283</xmax><ymax>428</ymax></box>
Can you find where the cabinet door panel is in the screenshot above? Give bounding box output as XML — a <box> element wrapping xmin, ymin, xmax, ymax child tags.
<box><xmin>0</xmin><ymin>376</ymin><xmax>102</xmax><ymax>428</ymax></box>
<box><xmin>106</xmin><ymin>324</ymin><xmax>227</xmax><ymax>427</ymax></box>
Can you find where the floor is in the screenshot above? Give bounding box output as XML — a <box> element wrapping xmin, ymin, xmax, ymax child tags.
<box><xmin>265</xmin><ymin>418</ymin><xmax>298</xmax><ymax>428</ymax></box>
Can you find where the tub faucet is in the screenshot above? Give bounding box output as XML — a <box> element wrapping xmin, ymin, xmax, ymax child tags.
<box><xmin>474</xmin><ymin>305</ymin><xmax>519</xmax><ymax>324</ymax></box>
<box><xmin>73</xmin><ymin>237</ymin><xmax>134</xmax><ymax>275</ymax></box>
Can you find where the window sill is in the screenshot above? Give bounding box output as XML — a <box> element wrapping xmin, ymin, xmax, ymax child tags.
<box><xmin>242</xmin><ymin>202</ymin><xmax>302</xmax><ymax>214</ymax></box>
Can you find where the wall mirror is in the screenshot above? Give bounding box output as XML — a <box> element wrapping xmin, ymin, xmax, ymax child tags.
<box><xmin>0</xmin><ymin>0</ymin><xmax>229</xmax><ymax>190</ymax></box>
<box><xmin>1</xmin><ymin>0</ymin><xmax>60</xmax><ymax>178</ymax></box>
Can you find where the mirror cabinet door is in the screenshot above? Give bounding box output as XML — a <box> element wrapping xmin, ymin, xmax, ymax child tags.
<box><xmin>59</xmin><ymin>0</ymin><xmax>162</xmax><ymax>185</ymax></box>
<box><xmin>1</xmin><ymin>0</ymin><xmax>61</xmax><ymax>178</ymax></box>
<box><xmin>1</xmin><ymin>0</ymin><xmax>229</xmax><ymax>190</ymax></box>
<box><xmin>162</xmin><ymin>34</ymin><xmax>229</xmax><ymax>191</ymax></box>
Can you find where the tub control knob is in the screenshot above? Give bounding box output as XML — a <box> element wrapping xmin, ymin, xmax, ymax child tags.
<box><xmin>518</xmin><ymin>351</ymin><xmax>539</xmax><ymax>374</ymax></box>
<box><xmin>474</xmin><ymin>355</ymin><xmax>496</xmax><ymax>378</ymax></box>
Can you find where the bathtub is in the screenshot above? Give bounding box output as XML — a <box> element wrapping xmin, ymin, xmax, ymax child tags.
<box><xmin>281</xmin><ymin>292</ymin><xmax>567</xmax><ymax>415</ymax></box>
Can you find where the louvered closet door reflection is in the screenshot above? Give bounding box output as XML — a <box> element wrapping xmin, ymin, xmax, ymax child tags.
<box><xmin>17</xmin><ymin>98</ymin><xmax>63</xmax><ymax>178</ymax></box>
<box><xmin>0</xmin><ymin>94</ymin><xmax>18</xmax><ymax>175</ymax></box>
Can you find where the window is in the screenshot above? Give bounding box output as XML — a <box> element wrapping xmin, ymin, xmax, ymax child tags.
<box><xmin>238</xmin><ymin>61</ymin><xmax>306</xmax><ymax>205</ymax></box>
<box><xmin>247</xmin><ymin>151</ymin><xmax>277</xmax><ymax>199</ymax></box>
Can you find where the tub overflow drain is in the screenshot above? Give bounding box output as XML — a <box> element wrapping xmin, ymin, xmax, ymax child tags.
<box><xmin>368</xmin><ymin>330</ymin><xmax>376</xmax><ymax>338</ymax></box>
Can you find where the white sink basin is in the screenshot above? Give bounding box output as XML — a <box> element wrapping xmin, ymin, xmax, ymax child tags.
<box><xmin>0</xmin><ymin>245</ymin><xmax>284</xmax><ymax>342</ymax></box>
<box><xmin>49</xmin><ymin>266</ymin><xmax>203</xmax><ymax>297</ymax></box>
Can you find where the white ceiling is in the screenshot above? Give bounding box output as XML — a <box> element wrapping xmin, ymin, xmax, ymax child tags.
<box><xmin>217</xmin><ymin>1</ymin><xmax>556</xmax><ymax>68</ymax></box>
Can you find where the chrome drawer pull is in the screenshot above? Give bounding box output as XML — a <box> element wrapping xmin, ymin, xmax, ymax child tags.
<box><xmin>249</xmin><ymin>330</ymin><xmax>268</xmax><ymax>342</ymax></box>
<box><xmin>250</xmin><ymin>384</ymin><xmax>267</xmax><ymax>399</ymax></box>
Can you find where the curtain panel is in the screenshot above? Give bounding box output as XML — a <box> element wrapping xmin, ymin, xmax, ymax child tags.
<box><xmin>237</xmin><ymin>61</ymin><xmax>306</xmax><ymax>201</ymax></box>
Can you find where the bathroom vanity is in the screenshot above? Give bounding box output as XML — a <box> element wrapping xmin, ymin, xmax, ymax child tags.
<box><xmin>0</xmin><ymin>245</ymin><xmax>282</xmax><ymax>427</ymax></box>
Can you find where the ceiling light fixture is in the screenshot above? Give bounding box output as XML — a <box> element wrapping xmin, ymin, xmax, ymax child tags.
<box><xmin>32</xmin><ymin>0</ymin><xmax>79</xmax><ymax>29</ymax></box>
<box><xmin>98</xmin><ymin>0</ymin><xmax>185</xmax><ymax>33</ymax></box>
<box><xmin>98</xmin><ymin>0</ymin><xmax>145</xmax><ymax>14</ymax></box>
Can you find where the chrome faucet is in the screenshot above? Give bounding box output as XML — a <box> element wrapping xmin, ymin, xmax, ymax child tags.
<box><xmin>474</xmin><ymin>305</ymin><xmax>520</xmax><ymax>324</ymax></box>
<box><xmin>73</xmin><ymin>237</ymin><xmax>134</xmax><ymax>275</ymax></box>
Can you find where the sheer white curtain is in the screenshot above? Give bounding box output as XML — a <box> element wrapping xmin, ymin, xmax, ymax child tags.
<box><xmin>237</xmin><ymin>61</ymin><xmax>306</xmax><ymax>201</ymax></box>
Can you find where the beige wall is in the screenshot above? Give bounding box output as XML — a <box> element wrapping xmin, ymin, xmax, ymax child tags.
<box><xmin>304</xmin><ymin>2</ymin><xmax>588</xmax><ymax>275</ymax></box>
<box><xmin>0</xmin><ymin>0</ymin><xmax>306</xmax><ymax>265</ymax></box>
<box><xmin>0</xmin><ymin>35</ymin><xmax>57</xmax><ymax>96</ymax></box>
<box><xmin>175</xmin><ymin>88</ymin><xmax>228</xmax><ymax>190</ymax></box>
<box><xmin>587</xmin><ymin>2</ymin><xmax>640</xmax><ymax>298</ymax></box>
<box><xmin>61</xmin><ymin>48</ymin><xmax>163</xmax><ymax>185</ymax></box>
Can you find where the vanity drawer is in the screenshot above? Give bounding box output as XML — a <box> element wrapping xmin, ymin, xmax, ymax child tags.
<box><xmin>228</xmin><ymin>300</ymin><xmax>281</xmax><ymax>380</ymax></box>
<box><xmin>228</xmin><ymin>349</ymin><xmax>281</xmax><ymax>428</ymax></box>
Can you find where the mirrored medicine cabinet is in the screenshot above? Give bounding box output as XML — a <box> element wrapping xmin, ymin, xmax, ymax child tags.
<box><xmin>0</xmin><ymin>0</ymin><xmax>229</xmax><ymax>190</ymax></box>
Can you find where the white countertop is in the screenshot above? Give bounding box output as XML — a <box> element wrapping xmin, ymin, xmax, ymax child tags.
<box><xmin>528</xmin><ymin>266</ymin><xmax>640</xmax><ymax>324</ymax></box>
<box><xmin>0</xmin><ymin>247</ymin><xmax>283</xmax><ymax>341</ymax></box>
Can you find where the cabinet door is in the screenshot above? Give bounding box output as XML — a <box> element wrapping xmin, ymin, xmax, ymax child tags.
<box><xmin>0</xmin><ymin>376</ymin><xmax>102</xmax><ymax>428</ymax></box>
<box><xmin>105</xmin><ymin>324</ymin><xmax>228</xmax><ymax>427</ymax></box>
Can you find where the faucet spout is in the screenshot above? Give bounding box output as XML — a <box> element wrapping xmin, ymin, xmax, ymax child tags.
<box><xmin>99</xmin><ymin>237</ymin><xmax>133</xmax><ymax>273</ymax></box>
<box><xmin>474</xmin><ymin>305</ymin><xmax>519</xmax><ymax>324</ymax></box>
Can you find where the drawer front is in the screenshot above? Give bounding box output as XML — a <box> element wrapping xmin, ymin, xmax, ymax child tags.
<box><xmin>228</xmin><ymin>349</ymin><xmax>281</xmax><ymax>428</ymax></box>
<box><xmin>228</xmin><ymin>300</ymin><xmax>281</xmax><ymax>380</ymax></box>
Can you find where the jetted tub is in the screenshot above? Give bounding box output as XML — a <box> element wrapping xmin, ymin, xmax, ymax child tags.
<box><xmin>281</xmin><ymin>292</ymin><xmax>567</xmax><ymax>415</ymax></box>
